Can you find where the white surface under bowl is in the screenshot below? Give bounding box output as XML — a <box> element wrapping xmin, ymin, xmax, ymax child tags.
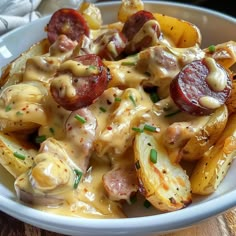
<box><xmin>0</xmin><ymin>1</ymin><xmax>236</xmax><ymax>236</ymax></box>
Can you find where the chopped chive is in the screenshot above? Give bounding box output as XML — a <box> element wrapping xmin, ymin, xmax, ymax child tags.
<box><xmin>149</xmin><ymin>92</ymin><xmax>160</xmax><ymax>103</ymax></box>
<box><xmin>35</xmin><ymin>135</ymin><xmax>46</xmax><ymax>144</ymax></box>
<box><xmin>73</xmin><ymin>169</ymin><xmax>83</xmax><ymax>189</ymax></box>
<box><xmin>49</xmin><ymin>127</ymin><xmax>55</xmax><ymax>134</ymax></box>
<box><xmin>16</xmin><ymin>111</ymin><xmax>23</xmax><ymax>116</ymax></box>
<box><xmin>132</xmin><ymin>127</ymin><xmax>143</xmax><ymax>133</ymax></box>
<box><xmin>5</xmin><ymin>105</ymin><xmax>11</xmax><ymax>112</ymax></box>
<box><xmin>150</xmin><ymin>149</ymin><xmax>157</xmax><ymax>163</ymax></box>
<box><xmin>88</xmin><ymin>65</ymin><xmax>96</xmax><ymax>70</ymax></box>
<box><xmin>130</xmin><ymin>195</ymin><xmax>137</xmax><ymax>204</ymax></box>
<box><xmin>135</xmin><ymin>160</ymin><xmax>140</xmax><ymax>170</ymax></box>
<box><xmin>129</xmin><ymin>95</ymin><xmax>136</xmax><ymax>106</ymax></box>
<box><xmin>208</xmin><ymin>45</ymin><xmax>216</xmax><ymax>53</ymax></box>
<box><xmin>143</xmin><ymin>200</ymin><xmax>151</xmax><ymax>208</ymax></box>
<box><xmin>164</xmin><ymin>110</ymin><xmax>181</xmax><ymax>117</ymax></box>
<box><xmin>99</xmin><ymin>106</ymin><xmax>107</xmax><ymax>112</ymax></box>
<box><xmin>114</xmin><ymin>97</ymin><xmax>121</xmax><ymax>102</ymax></box>
<box><xmin>74</xmin><ymin>114</ymin><xmax>86</xmax><ymax>124</ymax></box>
<box><xmin>144</xmin><ymin>124</ymin><xmax>157</xmax><ymax>132</ymax></box>
<box><xmin>14</xmin><ymin>152</ymin><xmax>26</xmax><ymax>160</ymax></box>
<box><xmin>121</xmin><ymin>61</ymin><xmax>136</xmax><ymax>66</ymax></box>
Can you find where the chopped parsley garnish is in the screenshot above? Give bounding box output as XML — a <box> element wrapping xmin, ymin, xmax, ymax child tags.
<box><xmin>208</xmin><ymin>45</ymin><xmax>216</xmax><ymax>53</ymax></box>
<box><xmin>129</xmin><ymin>95</ymin><xmax>136</xmax><ymax>106</ymax></box>
<box><xmin>121</xmin><ymin>61</ymin><xmax>136</xmax><ymax>66</ymax></box>
<box><xmin>16</xmin><ymin>111</ymin><xmax>23</xmax><ymax>116</ymax></box>
<box><xmin>144</xmin><ymin>124</ymin><xmax>158</xmax><ymax>132</ymax></box>
<box><xmin>49</xmin><ymin>127</ymin><xmax>55</xmax><ymax>134</ymax></box>
<box><xmin>74</xmin><ymin>114</ymin><xmax>86</xmax><ymax>124</ymax></box>
<box><xmin>143</xmin><ymin>200</ymin><xmax>151</xmax><ymax>208</ymax></box>
<box><xmin>35</xmin><ymin>135</ymin><xmax>47</xmax><ymax>144</ymax></box>
<box><xmin>73</xmin><ymin>169</ymin><xmax>83</xmax><ymax>189</ymax></box>
<box><xmin>13</xmin><ymin>152</ymin><xmax>26</xmax><ymax>160</ymax></box>
<box><xmin>150</xmin><ymin>149</ymin><xmax>157</xmax><ymax>164</ymax></box>
<box><xmin>149</xmin><ymin>92</ymin><xmax>160</xmax><ymax>103</ymax></box>
<box><xmin>99</xmin><ymin>106</ymin><xmax>107</xmax><ymax>113</ymax></box>
<box><xmin>135</xmin><ymin>160</ymin><xmax>141</xmax><ymax>170</ymax></box>
<box><xmin>132</xmin><ymin>127</ymin><xmax>143</xmax><ymax>133</ymax></box>
<box><xmin>5</xmin><ymin>105</ymin><xmax>11</xmax><ymax>112</ymax></box>
<box><xmin>114</xmin><ymin>97</ymin><xmax>121</xmax><ymax>102</ymax></box>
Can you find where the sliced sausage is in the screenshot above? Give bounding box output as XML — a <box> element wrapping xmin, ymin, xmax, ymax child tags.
<box><xmin>46</xmin><ymin>8</ymin><xmax>90</xmax><ymax>44</ymax></box>
<box><xmin>50</xmin><ymin>54</ymin><xmax>111</xmax><ymax>111</ymax></box>
<box><xmin>122</xmin><ymin>10</ymin><xmax>161</xmax><ymax>54</ymax></box>
<box><xmin>94</xmin><ymin>30</ymin><xmax>127</xmax><ymax>60</ymax></box>
<box><xmin>170</xmin><ymin>57</ymin><xmax>232</xmax><ymax>116</ymax></box>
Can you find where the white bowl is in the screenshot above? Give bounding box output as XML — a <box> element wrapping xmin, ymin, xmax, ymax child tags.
<box><xmin>0</xmin><ymin>1</ymin><xmax>236</xmax><ymax>235</ymax></box>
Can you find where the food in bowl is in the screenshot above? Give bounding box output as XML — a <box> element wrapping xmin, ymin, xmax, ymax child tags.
<box><xmin>0</xmin><ymin>0</ymin><xmax>236</xmax><ymax>219</ymax></box>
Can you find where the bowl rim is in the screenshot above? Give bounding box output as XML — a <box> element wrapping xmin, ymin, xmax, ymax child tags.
<box><xmin>0</xmin><ymin>1</ymin><xmax>236</xmax><ymax>235</ymax></box>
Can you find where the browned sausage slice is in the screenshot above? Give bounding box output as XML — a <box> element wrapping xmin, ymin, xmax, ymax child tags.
<box><xmin>170</xmin><ymin>58</ymin><xmax>232</xmax><ymax>116</ymax></box>
<box><xmin>122</xmin><ymin>10</ymin><xmax>161</xmax><ymax>54</ymax></box>
<box><xmin>46</xmin><ymin>8</ymin><xmax>90</xmax><ymax>44</ymax></box>
<box><xmin>50</xmin><ymin>54</ymin><xmax>111</xmax><ymax>111</ymax></box>
<box><xmin>94</xmin><ymin>30</ymin><xmax>127</xmax><ymax>60</ymax></box>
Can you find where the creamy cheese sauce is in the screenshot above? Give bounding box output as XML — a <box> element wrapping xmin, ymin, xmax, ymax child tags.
<box><xmin>0</xmin><ymin>3</ymin><xmax>232</xmax><ymax>219</ymax></box>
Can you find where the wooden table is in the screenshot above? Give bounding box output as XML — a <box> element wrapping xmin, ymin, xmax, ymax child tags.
<box><xmin>1</xmin><ymin>208</ymin><xmax>235</xmax><ymax>235</ymax></box>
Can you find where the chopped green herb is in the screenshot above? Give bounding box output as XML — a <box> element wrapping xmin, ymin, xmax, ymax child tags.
<box><xmin>35</xmin><ymin>135</ymin><xmax>46</xmax><ymax>144</ymax></box>
<box><xmin>13</xmin><ymin>152</ymin><xmax>26</xmax><ymax>160</ymax></box>
<box><xmin>16</xmin><ymin>111</ymin><xmax>23</xmax><ymax>116</ymax></box>
<box><xmin>5</xmin><ymin>105</ymin><xmax>11</xmax><ymax>112</ymax></box>
<box><xmin>135</xmin><ymin>160</ymin><xmax>141</xmax><ymax>170</ymax></box>
<box><xmin>208</xmin><ymin>45</ymin><xmax>216</xmax><ymax>53</ymax></box>
<box><xmin>149</xmin><ymin>92</ymin><xmax>160</xmax><ymax>103</ymax></box>
<box><xmin>144</xmin><ymin>124</ymin><xmax>157</xmax><ymax>132</ymax></box>
<box><xmin>114</xmin><ymin>97</ymin><xmax>121</xmax><ymax>102</ymax></box>
<box><xmin>150</xmin><ymin>149</ymin><xmax>157</xmax><ymax>163</ymax></box>
<box><xmin>129</xmin><ymin>95</ymin><xmax>136</xmax><ymax>106</ymax></box>
<box><xmin>73</xmin><ymin>169</ymin><xmax>83</xmax><ymax>189</ymax></box>
<box><xmin>143</xmin><ymin>200</ymin><xmax>151</xmax><ymax>208</ymax></box>
<box><xmin>99</xmin><ymin>106</ymin><xmax>107</xmax><ymax>112</ymax></box>
<box><xmin>74</xmin><ymin>114</ymin><xmax>86</xmax><ymax>124</ymax></box>
<box><xmin>49</xmin><ymin>127</ymin><xmax>55</xmax><ymax>134</ymax></box>
<box><xmin>165</xmin><ymin>110</ymin><xmax>181</xmax><ymax>117</ymax></box>
<box><xmin>130</xmin><ymin>195</ymin><xmax>137</xmax><ymax>204</ymax></box>
<box><xmin>88</xmin><ymin>65</ymin><xmax>96</xmax><ymax>70</ymax></box>
<box><xmin>132</xmin><ymin>127</ymin><xmax>143</xmax><ymax>133</ymax></box>
<box><xmin>121</xmin><ymin>61</ymin><xmax>136</xmax><ymax>66</ymax></box>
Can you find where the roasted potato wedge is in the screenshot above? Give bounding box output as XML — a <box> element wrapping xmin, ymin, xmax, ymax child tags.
<box><xmin>0</xmin><ymin>132</ymin><xmax>37</xmax><ymax>178</ymax></box>
<box><xmin>134</xmin><ymin>132</ymin><xmax>192</xmax><ymax>212</ymax></box>
<box><xmin>153</xmin><ymin>13</ymin><xmax>202</xmax><ymax>48</ymax></box>
<box><xmin>118</xmin><ymin>0</ymin><xmax>144</xmax><ymax>23</ymax></box>
<box><xmin>190</xmin><ymin>113</ymin><xmax>236</xmax><ymax>195</ymax></box>
<box><xmin>204</xmin><ymin>41</ymin><xmax>236</xmax><ymax>69</ymax></box>
<box><xmin>0</xmin><ymin>38</ymin><xmax>50</xmax><ymax>88</ymax></box>
<box><xmin>181</xmin><ymin>105</ymin><xmax>228</xmax><ymax>161</ymax></box>
<box><xmin>79</xmin><ymin>2</ymin><xmax>102</xmax><ymax>29</ymax></box>
<box><xmin>226</xmin><ymin>77</ymin><xmax>236</xmax><ymax>114</ymax></box>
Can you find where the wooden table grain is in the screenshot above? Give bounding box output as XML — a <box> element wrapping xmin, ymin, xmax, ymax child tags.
<box><xmin>1</xmin><ymin>208</ymin><xmax>236</xmax><ymax>236</ymax></box>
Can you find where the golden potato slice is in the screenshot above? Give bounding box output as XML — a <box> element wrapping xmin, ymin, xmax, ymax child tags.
<box><xmin>134</xmin><ymin>132</ymin><xmax>192</xmax><ymax>212</ymax></box>
<box><xmin>153</xmin><ymin>13</ymin><xmax>202</xmax><ymax>48</ymax></box>
<box><xmin>226</xmin><ymin>77</ymin><xmax>236</xmax><ymax>114</ymax></box>
<box><xmin>181</xmin><ymin>105</ymin><xmax>228</xmax><ymax>161</ymax></box>
<box><xmin>0</xmin><ymin>38</ymin><xmax>50</xmax><ymax>88</ymax></box>
<box><xmin>204</xmin><ymin>41</ymin><xmax>236</xmax><ymax>69</ymax></box>
<box><xmin>0</xmin><ymin>132</ymin><xmax>37</xmax><ymax>178</ymax></box>
<box><xmin>79</xmin><ymin>2</ymin><xmax>102</xmax><ymax>29</ymax></box>
<box><xmin>118</xmin><ymin>0</ymin><xmax>144</xmax><ymax>23</ymax></box>
<box><xmin>190</xmin><ymin>113</ymin><xmax>236</xmax><ymax>195</ymax></box>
